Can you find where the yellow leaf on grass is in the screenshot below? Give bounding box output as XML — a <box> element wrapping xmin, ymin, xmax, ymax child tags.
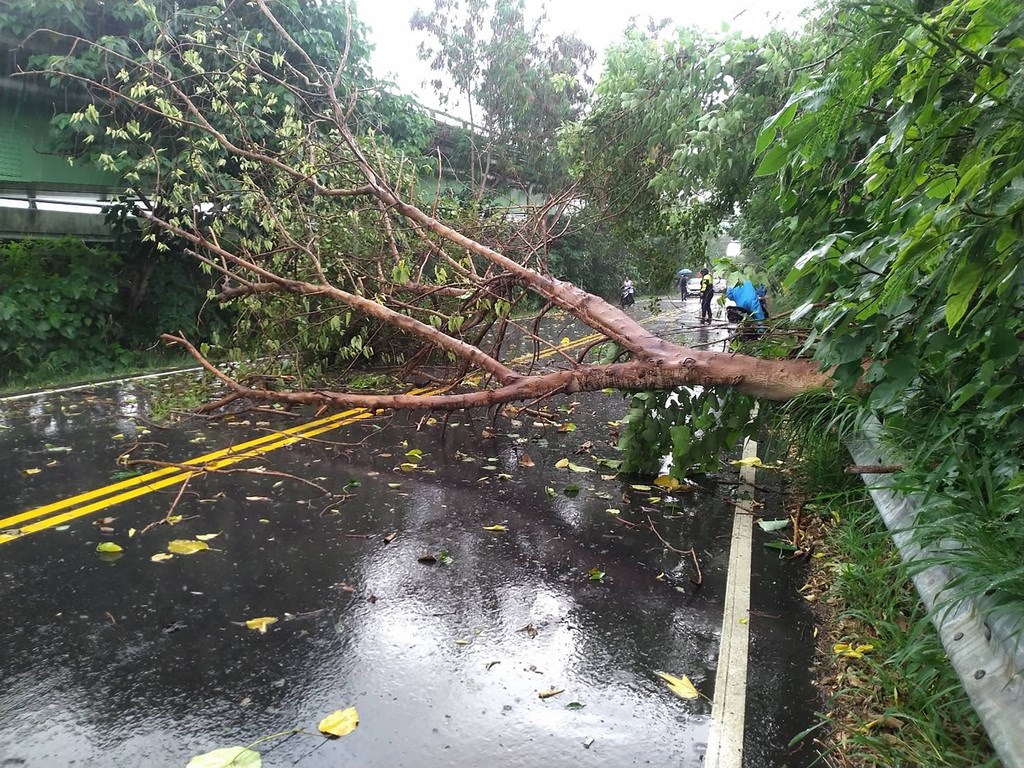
<box><xmin>483</xmin><ymin>524</ymin><xmax>507</xmax><ymax>532</ymax></box>
<box><xmin>655</xmin><ymin>671</ymin><xmax>700</xmax><ymax>700</ymax></box>
<box><xmin>318</xmin><ymin>707</ymin><xmax>359</xmax><ymax>738</ymax></box>
<box><xmin>96</xmin><ymin>542</ymin><xmax>123</xmax><ymax>553</ymax></box>
<box><xmin>554</xmin><ymin>458</ymin><xmax>570</xmax><ymax>468</ymax></box>
<box><xmin>195</xmin><ymin>533</ymin><xmax>221</xmax><ymax>541</ymax></box>
<box><xmin>151</xmin><ymin>553</ymin><xmax>174</xmax><ymax>562</ymax></box>
<box><xmin>730</xmin><ymin>456</ymin><xmax>764</xmax><ymax>467</ymax></box>
<box><xmin>654</xmin><ymin>475</ymin><xmax>681</xmax><ymax>490</ymax></box>
<box><xmin>167</xmin><ymin>539</ymin><xmax>210</xmax><ymax>555</ymax></box>
<box><xmin>245</xmin><ymin>616</ymin><xmax>278</xmax><ymax>634</ymax></box>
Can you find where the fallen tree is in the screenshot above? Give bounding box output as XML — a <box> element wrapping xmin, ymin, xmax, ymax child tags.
<box><xmin>26</xmin><ymin>0</ymin><xmax>831</xmax><ymax>413</ymax></box>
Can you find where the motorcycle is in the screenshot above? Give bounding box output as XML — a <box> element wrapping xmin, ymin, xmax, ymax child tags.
<box><xmin>620</xmin><ymin>284</ymin><xmax>635</xmax><ymax>308</ymax></box>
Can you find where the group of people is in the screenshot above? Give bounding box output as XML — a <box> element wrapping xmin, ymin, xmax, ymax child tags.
<box><xmin>620</xmin><ymin>269</ymin><xmax>768</xmax><ymax>331</ymax></box>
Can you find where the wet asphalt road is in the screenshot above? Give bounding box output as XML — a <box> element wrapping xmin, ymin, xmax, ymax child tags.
<box><xmin>0</xmin><ymin>302</ymin><xmax>818</xmax><ymax>767</ymax></box>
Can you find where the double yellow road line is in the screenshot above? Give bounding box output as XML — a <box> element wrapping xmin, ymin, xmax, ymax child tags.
<box><xmin>0</xmin><ymin>321</ymin><xmax>626</xmax><ymax>545</ymax></box>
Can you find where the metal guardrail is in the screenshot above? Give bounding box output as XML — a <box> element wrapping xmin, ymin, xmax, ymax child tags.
<box><xmin>848</xmin><ymin>418</ymin><xmax>1024</xmax><ymax>768</ymax></box>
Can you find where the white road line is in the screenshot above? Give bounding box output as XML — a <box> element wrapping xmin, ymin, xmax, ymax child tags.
<box><xmin>0</xmin><ymin>366</ymin><xmax>204</xmax><ymax>404</ymax></box>
<box><xmin>706</xmin><ymin>436</ymin><xmax>758</xmax><ymax>768</ymax></box>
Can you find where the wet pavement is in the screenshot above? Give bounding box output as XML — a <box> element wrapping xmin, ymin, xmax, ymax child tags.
<box><xmin>0</xmin><ymin>301</ymin><xmax>818</xmax><ymax>767</ymax></box>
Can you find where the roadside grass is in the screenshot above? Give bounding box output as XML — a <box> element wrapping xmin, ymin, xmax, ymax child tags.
<box><xmin>804</xmin><ymin>489</ymin><xmax>997</xmax><ymax>767</ymax></box>
<box><xmin>777</xmin><ymin>400</ymin><xmax>998</xmax><ymax>767</ymax></box>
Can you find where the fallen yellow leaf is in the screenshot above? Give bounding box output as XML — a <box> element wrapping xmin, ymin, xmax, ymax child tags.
<box><xmin>655</xmin><ymin>671</ymin><xmax>700</xmax><ymax>700</ymax></box>
<box><xmin>195</xmin><ymin>533</ymin><xmax>221</xmax><ymax>541</ymax></box>
<box><xmin>23</xmin><ymin>468</ymin><xmax>42</xmax><ymax>475</ymax></box>
<box><xmin>167</xmin><ymin>539</ymin><xmax>211</xmax><ymax>555</ymax></box>
<box><xmin>482</xmin><ymin>524</ymin><xmax>507</xmax><ymax>532</ymax></box>
<box><xmin>151</xmin><ymin>553</ymin><xmax>174</xmax><ymax>562</ymax></box>
<box><xmin>244</xmin><ymin>616</ymin><xmax>278</xmax><ymax>634</ymax></box>
<box><xmin>730</xmin><ymin>456</ymin><xmax>764</xmax><ymax>467</ymax></box>
<box><xmin>538</xmin><ymin>689</ymin><xmax>564</xmax><ymax>699</ymax></box>
<box><xmin>554</xmin><ymin>458</ymin><xmax>570</xmax><ymax>468</ymax></box>
<box><xmin>96</xmin><ymin>542</ymin><xmax>123</xmax><ymax>553</ymax></box>
<box><xmin>166</xmin><ymin>515</ymin><xmax>183</xmax><ymax>525</ymax></box>
<box><xmin>654</xmin><ymin>475</ymin><xmax>681</xmax><ymax>490</ymax></box>
<box><xmin>318</xmin><ymin>707</ymin><xmax>359</xmax><ymax>738</ymax></box>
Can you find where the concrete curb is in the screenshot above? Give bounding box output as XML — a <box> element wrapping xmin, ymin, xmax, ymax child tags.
<box><xmin>847</xmin><ymin>418</ymin><xmax>1024</xmax><ymax>768</ymax></box>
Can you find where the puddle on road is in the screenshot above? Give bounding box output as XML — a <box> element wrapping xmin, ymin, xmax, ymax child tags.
<box><xmin>0</xmin><ymin>304</ymin><xmax>816</xmax><ymax>767</ymax></box>
<box><xmin>0</xmin><ymin>378</ymin><xmax>737</xmax><ymax>767</ymax></box>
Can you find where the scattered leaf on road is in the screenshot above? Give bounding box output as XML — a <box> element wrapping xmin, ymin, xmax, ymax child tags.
<box><xmin>538</xmin><ymin>689</ymin><xmax>564</xmax><ymax>699</ymax></box>
<box><xmin>23</xmin><ymin>468</ymin><xmax>42</xmax><ymax>475</ymax></box>
<box><xmin>565</xmin><ymin>702</ymin><xmax>586</xmax><ymax>710</ymax></box>
<box><xmin>245</xmin><ymin>617</ymin><xmax>278</xmax><ymax>634</ymax></box>
<box><xmin>483</xmin><ymin>524</ymin><xmax>507</xmax><ymax>532</ymax></box>
<box><xmin>586</xmin><ymin>568</ymin><xmax>605</xmax><ymax>582</ymax></box>
<box><xmin>757</xmin><ymin>519</ymin><xmax>790</xmax><ymax>532</ymax></box>
<box><xmin>730</xmin><ymin>456</ymin><xmax>764</xmax><ymax>467</ymax></box>
<box><xmin>383</xmin><ymin>532</ymin><xmax>398</xmax><ymax>544</ymax></box>
<box><xmin>763</xmin><ymin>540</ymin><xmax>798</xmax><ymax>552</ymax></box>
<box><xmin>554</xmin><ymin>458</ymin><xmax>570</xmax><ymax>469</ymax></box>
<box><xmin>195</xmin><ymin>533</ymin><xmax>221</xmax><ymax>541</ymax></box>
<box><xmin>519</xmin><ymin>454</ymin><xmax>535</xmax><ymax>467</ymax></box>
<box><xmin>318</xmin><ymin>707</ymin><xmax>359</xmax><ymax>738</ymax></box>
<box><xmin>630</xmin><ymin>484</ymin><xmax>652</xmax><ymax>492</ymax></box>
<box><xmin>655</xmin><ymin>671</ymin><xmax>700</xmax><ymax>700</ymax></box>
<box><xmin>567</xmin><ymin>462</ymin><xmax>594</xmax><ymax>473</ymax></box>
<box><xmin>151</xmin><ymin>553</ymin><xmax>174</xmax><ymax>562</ymax></box>
<box><xmin>96</xmin><ymin>542</ymin><xmax>123</xmax><ymax>553</ymax></box>
<box><xmin>654</xmin><ymin>475</ymin><xmax>681</xmax><ymax>490</ymax></box>
<box><xmin>186</xmin><ymin>746</ymin><xmax>261</xmax><ymax>768</ymax></box>
<box><xmin>167</xmin><ymin>539</ymin><xmax>211</xmax><ymax>555</ymax></box>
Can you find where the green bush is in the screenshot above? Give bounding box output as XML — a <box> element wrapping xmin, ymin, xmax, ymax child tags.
<box><xmin>0</xmin><ymin>237</ymin><xmax>122</xmax><ymax>375</ymax></box>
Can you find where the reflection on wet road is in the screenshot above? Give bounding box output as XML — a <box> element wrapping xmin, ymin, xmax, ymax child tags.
<box><xmin>0</xmin><ymin>302</ymin><xmax>817</xmax><ymax>767</ymax></box>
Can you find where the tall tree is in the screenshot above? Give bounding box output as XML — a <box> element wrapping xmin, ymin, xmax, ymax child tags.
<box><xmin>411</xmin><ymin>0</ymin><xmax>594</xmax><ymax>196</ymax></box>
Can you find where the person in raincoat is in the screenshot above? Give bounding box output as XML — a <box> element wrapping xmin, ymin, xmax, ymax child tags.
<box><xmin>725</xmin><ymin>280</ymin><xmax>767</xmax><ymax>321</ymax></box>
<box><xmin>698</xmin><ymin>269</ymin><xmax>714</xmax><ymax>324</ymax></box>
<box><xmin>726</xmin><ymin>280</ymin><xmax>768</xmax><ymax>338</ymax></box>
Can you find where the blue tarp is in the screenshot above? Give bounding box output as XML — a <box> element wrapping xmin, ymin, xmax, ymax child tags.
<box><xmin>726</xmin><ymin>281</ymin><xmax>766</xmax><ymax>320</ymax></box>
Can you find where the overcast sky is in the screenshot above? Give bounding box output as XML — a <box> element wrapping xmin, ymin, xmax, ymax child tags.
<box><xmin>355</xmin><ymin>0</ymin><xmax>813</xmax><ymax>113</ymax></box>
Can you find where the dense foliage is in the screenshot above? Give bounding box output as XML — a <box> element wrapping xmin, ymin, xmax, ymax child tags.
<box><xmin>0</xmin><ymin>236</ymin><xmax>223</xmax><ymax>382</ymax></box>
<box><xmin>603</xmin><ymin>0</ymin><xmax>1024</xmax><ymax>620</ymax></box>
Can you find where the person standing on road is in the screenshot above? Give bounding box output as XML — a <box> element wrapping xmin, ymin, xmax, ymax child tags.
<box><xmin>678</xmin><ymin>273</ymin><xmax>689</xmax><ymax>300</ymax></box>
<box><xmin>698</xmin><ymin>268</ymin><xmax>714</xmax><ymax>324</ymax></box>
